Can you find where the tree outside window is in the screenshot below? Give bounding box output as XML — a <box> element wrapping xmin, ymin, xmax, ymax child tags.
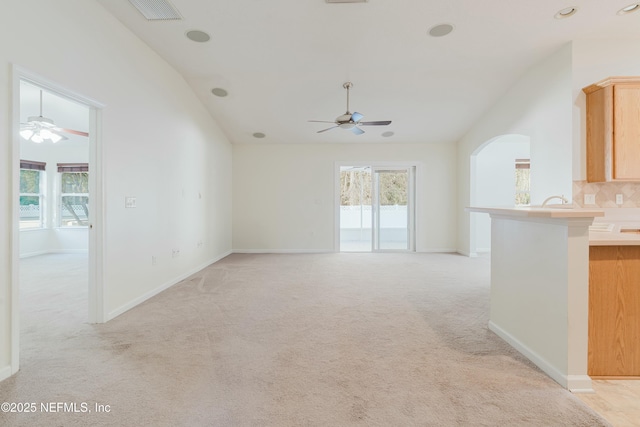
<box><xmin>60</xmin><ymin>169</ymin><xmax>89</xmax><ymax>227</ymax></box>
<box><xmin>20</xmin><ymin>168</ymin><xmax>44</xmax><ymax>229</ymax></box>
<box><xmin>515</xmin><ymin>158</ymin><xmax>530</xmax><ymax>206</ymax></box>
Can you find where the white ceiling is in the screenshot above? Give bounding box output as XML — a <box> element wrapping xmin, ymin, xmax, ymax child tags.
<box><xmin>95</xmin><ymin>0</ymin><xmax>640</xmax><ymax>145</ymax></box>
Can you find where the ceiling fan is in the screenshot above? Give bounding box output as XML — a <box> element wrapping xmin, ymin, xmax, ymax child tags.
<box><xmin>309</xmin><ymin>82</ymin><xmax>391</xmax><ymax>135</ymax></box>
<box><xmin>20</xmin><ymin>90</ymin><xmax>89</xmax><ymax>143</ymax></box>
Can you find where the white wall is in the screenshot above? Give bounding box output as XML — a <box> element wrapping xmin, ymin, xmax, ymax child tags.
<box><xmin>457</xmin><ymin>44</ymin><xmax>573</xmax><ymax>255</ymax></box>
<box><xmin>571</xmin><ymin>39</ymin><xmax>640</xmax><ymax>181</ymax></box>
<box><xmin>0</xmin><ymin>0</ymin><xmax>232</xmax><ymax>380</ymax></box>
<box><xmin>487</xmin><ymin>214</ymin><xmax>592</xmax><ymax>391</ymax></box>
<box><xmin>233</xmin><ymin>143</ymin><xmax>457</xmax><ymax>252</ymax></box>
<box><xmin>473</xmin><ymin>136</ymin><xmax>530</xmax><ymax>252</ymax></box>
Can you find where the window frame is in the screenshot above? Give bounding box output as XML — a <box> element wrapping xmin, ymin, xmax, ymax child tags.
<box><xmin>19</xmin><ymin>160</ymin><xmax>46</xmax><ymax>230</ymax></box>
<box><xmin>58</xmin><ymin>163</ymin><xmax>89</xmax><ymax>228</ymax></box>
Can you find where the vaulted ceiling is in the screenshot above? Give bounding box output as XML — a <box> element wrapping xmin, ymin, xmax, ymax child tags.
<box><xmin>96</xmin><ymin>0</ymin><xmax>640</xmax><ymax>145</ymax></box>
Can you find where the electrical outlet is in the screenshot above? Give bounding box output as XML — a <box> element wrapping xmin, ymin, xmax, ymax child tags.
<box><xmin>616</xmin><ymin>194</ymin><xmax>624</xmax><ymax>205</ymax></box>
<box><xmin>197</xmin><ymin>240</ymin><xmax>203</xmax><ymax>248</ymax></box>
<box><xmin>151</xmin><ymin>256</ymin><xmax>157</xmax><ymax>265</ymax></box>
<box><xmin>125</xmin><ymin>197</ymin><xmax>137</xmax><ymax>208</ymax></box>
<box><xmin>172</xmin><ymin>249</ymin><xmax>180</xmax><ymax>258</ymax></box>
<box><xmin>584</xmin><ymin>194</ymin><xmax>596</xmax><ymax>205</ymax></box>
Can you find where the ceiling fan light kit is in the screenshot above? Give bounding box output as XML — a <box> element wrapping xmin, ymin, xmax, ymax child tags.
<box><xmin>20</xmin><ymin>128</ymin><xmax>63</xmax><ymax>144</ymax></box>
<box><xmin>309</xmin><ymin>82</ymin><xmax>392</xmax><ymax>135</ymax></box>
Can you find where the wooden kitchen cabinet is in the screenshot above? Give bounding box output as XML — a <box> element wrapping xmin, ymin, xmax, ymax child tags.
<box><xmin>583</xmin><ymin>77</ymin><xmax>640</xmax><ymax>182</ymax></box>
<box><xmin>588</xmin><ymin>246</ymin><xmax>640</xmax><ymax>377</ymax></box>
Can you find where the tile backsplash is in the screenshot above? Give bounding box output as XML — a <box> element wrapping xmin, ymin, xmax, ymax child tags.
<box><xmin>573</xmin><ymin>180</ymin><xmax>640</xmax><ymax>208</ymax></box>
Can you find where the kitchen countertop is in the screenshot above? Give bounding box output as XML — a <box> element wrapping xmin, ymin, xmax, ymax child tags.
<box><xmin>467</xmin><ymin>206</ymin><xmax>605</xmax><ymax>219</ymax></box>
<box><xmin>468</xmin><ymin>206</ymin><xmax>640</xmax><ymax>246</ymax></box>
<box><xmin>589</xmin><ymin>230</ymin><xmax>640</xmax><ymax>246</ymax></box>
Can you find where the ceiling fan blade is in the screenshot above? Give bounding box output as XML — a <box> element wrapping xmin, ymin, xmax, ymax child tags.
<box><xmin>50</xmin><ymin>130</ymin><xmax>69</xmax><ymax>141</ymax></box>
<box><xmin>56</xmin><ymin>127</ymin><xmax>89</xmax><ymax>137</ymax></box>
<box><xmin>308</xmin><ymin>120</ymin><xmax>336</xmax><ymax>123</ymax></box>
<box><xmin>351</xmin><ymin>112</ymin><xmax>364</xmax><ymax>122</ymax></box>
<box><xmin>358</xmin><ymin>121</ymin><xmax>392</xmax><ymax>126</ymax></box>
<box><xmin>318</xmin><ymin>126</ymin><xmax>339</xmax><ymax>133</ymax></box>
<box><xmin>351</xmin><ymin>126</ymin><xmax>365</xmax><ymax>135</ymax></box>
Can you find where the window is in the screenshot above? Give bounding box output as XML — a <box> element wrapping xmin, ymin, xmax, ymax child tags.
<box><xmin>58</xmin><ymin>163</ymin><xmax>89</xmax><ymax>227</ymax></box>
<box><xmin>515</xmin><ymin>158</ymin><xmax>530</xmax><ymax>206</ymax></box>
<box><xmin>19</xmin><ymin>160</ymin><xmax>46</xmax><ymax>229</ymax></box>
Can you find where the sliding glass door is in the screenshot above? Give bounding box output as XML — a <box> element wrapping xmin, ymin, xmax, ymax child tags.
<box><xmin>372</xmin><ymin>167</ymin><xmax>414</xmax><ymax>251</ymax></box>
<box><xmin>339</xmin><ymin>165</ymin><xmax>415</xmax><ymax>252</ymax></box>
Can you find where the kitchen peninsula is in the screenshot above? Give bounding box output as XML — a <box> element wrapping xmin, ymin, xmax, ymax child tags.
<box><xmin>467</xmin><ymin>206</ymin><xmax>604</xmax><ymax>392</ymax></box>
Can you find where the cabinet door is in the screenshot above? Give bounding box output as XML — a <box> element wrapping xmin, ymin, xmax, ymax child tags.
<box><xmin>589</xmin><ymin>246</ymin><xmax>640</xmax><ymax>377</ymax></box>
<box><xmin>613</xmin><ymin>85</ymin><xmax>640</xmax><ymax>179</ymax></box>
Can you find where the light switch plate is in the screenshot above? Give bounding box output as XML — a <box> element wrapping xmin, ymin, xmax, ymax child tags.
<box><xmin>616</xmin><ymin>194</ymin><xmax>624</xmax><ymax>205</ymax></box>
<box><xmin>584</xmin><ymin>194</ymin><xmax>596</xmax><ymax>205</ymax></box>
<box><xmin>125</xmin><ymin>197</ymin><xmax>137</xmax><ymax>208</ymax></box>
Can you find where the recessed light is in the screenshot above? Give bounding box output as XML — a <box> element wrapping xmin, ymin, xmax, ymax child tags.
<box><xmin>252</xmin><ymin>132</ymin><xmax>266</xmax><ymax>139</ymax></box>
<box><xmin>554</xmin><ymin>7</ymin><xmax>577</xmax><ymax>19</ymax></box>
<box><xmin>211</xmin><ymin>88</ymin><xmax>228</xmax><ymax>97</ymax></box>
<box><xmin>382</xmin><ymin>131</ymin><xmax>394</xmax><ymax>137</ymax></box>
<box><xmin>185</xmin><ymin>30</ymin><xmax>210</xmax><ymax>43</ymax></box>
<box><xmin>428</xmin><ymin>23</ymin><xmax>454</xmax><ymax>37</ymax></box>
<box><xmin>618</xmin><ymin>3</ymin><xmax>639</xmax><ymax>14</ymax></box>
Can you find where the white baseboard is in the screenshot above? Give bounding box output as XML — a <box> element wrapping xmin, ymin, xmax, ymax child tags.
<box><xmin>20</xmin><ymin>249</ymin><xmax>89</xmax><ymax>259</ymax></box>
<box><xmin>488</xmin><ymin>321</ymin><xmax>593</xmax><ymax>392</ymax></box>
<box><xmin>107</xmin><ymin>250</ymin><xmax>232</xmax><ymax>321</ymax></box>
<box><xmin>457</xmin><ymin>250</ymin><xmax>477</xmax><ymax>257</ymax></box>
<box><xmin>19</xmin><ymin>250</ymin><xmax>49</xmax><ymax>259</ymax></box>
<box><xmin>0</xmin><ymin>365</ymin><xmax>12</xmax><ymax>382</ymax></box>
<box><xmin>232</xmin><ymin>249</ymin><xmax>334</xmax><ymax>254</ymax></box>
<box><xmin>233</xmin><ymin>249</ymin><xmax>460</xmax><ymax>255</ymax></box>
<box><xmin>567</xmin><ymin>376</ymin><xmax>596</xmax><ymax>393</ymax></box>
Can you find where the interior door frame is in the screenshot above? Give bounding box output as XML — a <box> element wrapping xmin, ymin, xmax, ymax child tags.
<box><xmin>10</xmin><ymin>65</ymin><xmax>106</xmax><ymax>376</ymax></box>
<box><xmin>335</xmin><ymin>161</ymin><xmax>419</xmax><ymax>252</ymax></box>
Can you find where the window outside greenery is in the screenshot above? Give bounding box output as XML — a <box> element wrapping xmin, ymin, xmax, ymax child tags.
<box><xmin>20</xmin><ymin>169</ymin><xmax>43</xmax><ymax>229</ymax></box>
<box><xmin>340</xmin><ymin>170</ymin><xmax>408</xmax><ymax>206</ymax></box>
<box><xmin>60</xmin><ymin>172</ymin><xmax>89</xmax><ymax>227</ymax></box>
<box><xmin>515</xmin><ymin>159</ymin><xmax>531</xmax><ymax>206</ymax></box>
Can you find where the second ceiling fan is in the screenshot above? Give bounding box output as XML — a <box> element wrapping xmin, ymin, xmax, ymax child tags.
<box><xmin>20</xmin><ymin>89</ymin><xmax>89</xmax><ymax>143</ymax></box>
<box><xmin>309</xmin><ymin>82</ymin><xmax>391</xmax><ymax>135</ymax></box>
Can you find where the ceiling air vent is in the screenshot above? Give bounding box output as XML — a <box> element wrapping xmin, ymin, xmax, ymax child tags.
<box><xmin>128</xmin><ymin>0</ymin><xmax>183</xmax><ymax>21</ymax></box>
<box><xmin>326</xmin><ymin>0</ymin><xmax>368</xmax><ymax>3</ymax></box>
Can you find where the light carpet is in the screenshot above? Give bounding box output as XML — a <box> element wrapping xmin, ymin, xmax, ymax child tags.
<box><xmin>0</xmin><ymin>253</ymin><xmax>611</xmax><ymax>426</ymax></box>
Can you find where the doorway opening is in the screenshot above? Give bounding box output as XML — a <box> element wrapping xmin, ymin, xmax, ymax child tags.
<box><xmin>469</xmin><ymin>134</ymin><xmax>530</xmax><ymax>256</ymax></box>
<box><xmin>10</xmin><ymin>68</ymin><xmax>105</xmax><ymax>377</ymax></box>
<box><xmin>19</xmin><ymin>78</ymin><xmax>92</xmax><ymax>341</ymax></box>
<box><xmin>338</xmin><ymin>164</ymin><xmax>416</xmax><ymax>252</ymax></box>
